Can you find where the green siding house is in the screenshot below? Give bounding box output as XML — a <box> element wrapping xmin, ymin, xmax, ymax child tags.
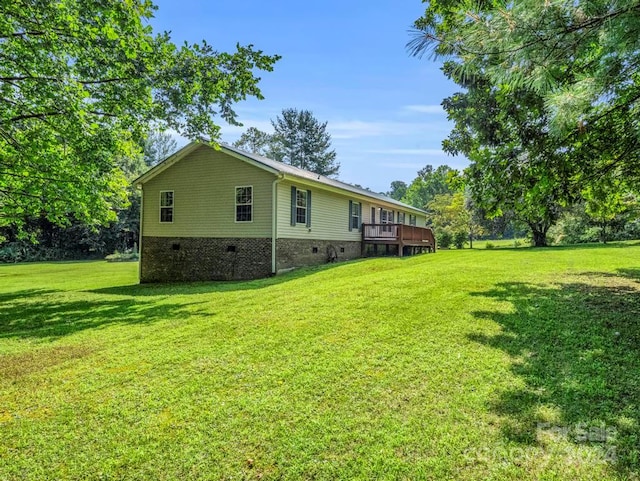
<box><xmin>134</xmin><ymin>142</ymin><xmax>434</xmax><ymax>282</ymax></box>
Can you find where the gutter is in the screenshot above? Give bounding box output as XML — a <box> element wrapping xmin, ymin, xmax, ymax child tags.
<box><xmin>271</xmin><ymin>173</ymin><xmax>285</xmax><ymax>274</ymax></box>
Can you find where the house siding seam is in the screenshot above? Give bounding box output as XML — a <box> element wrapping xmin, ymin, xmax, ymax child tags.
<box><xmin>276</xmin><ymin>238</ymin><xmax>362</xmax><ymax>271</ymax></box>
<box><xmin>140</xmin><ymin>236</ymin><xmax>272</xmax><ymax>282</ymax></box>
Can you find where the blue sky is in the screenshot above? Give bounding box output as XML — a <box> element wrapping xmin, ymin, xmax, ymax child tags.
<box><xmin>151</xmin><ymin>0</ymin><xmax>467</xmax><ymax>192</ymax></box>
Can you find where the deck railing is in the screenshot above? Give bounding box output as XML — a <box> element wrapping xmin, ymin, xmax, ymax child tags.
<box><xmin>362</xmin><ymin>223</ymin><xmax>398</xmax><ymax>239</ymax></box>
<box><xmin>362</xmin><ymin>223</ymin><xmax>436</xmax><ymax>248</ymax></box>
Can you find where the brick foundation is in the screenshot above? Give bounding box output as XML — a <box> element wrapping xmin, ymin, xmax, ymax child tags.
<box><xmin>140</xmin><ymin>237</ymin><xmax>272</xmax><ymax>282</ymax></box>
<box><xmin>276</xmin><ymin>238</ymin><xmax>362</xmax><ymax>271</ymax></box>
<box><xmin>141</xmin><ymin>236</ymin><xmax>364</xmax><ymax>282</ymax></box>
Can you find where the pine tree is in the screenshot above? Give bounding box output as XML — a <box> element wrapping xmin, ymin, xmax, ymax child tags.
<box><xmin>270</xmin><ymin>109</ymin><xmax>339</xmax><ymax>177</ymax></box>
<box><xmin>144</xmin><ymin>130</ymin><xmax>178</xmax><ymax>167</ymax></box>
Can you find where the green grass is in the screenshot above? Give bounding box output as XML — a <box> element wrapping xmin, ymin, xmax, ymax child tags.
<box><xmin>477</xmin><ymin>238</ymin><xmax>528</xmax><ymax>249</ymax></box>
<box><xmin>1</xmin><ymin>245</ymin><xmax>639</xmax><ymax>480</ymax></box>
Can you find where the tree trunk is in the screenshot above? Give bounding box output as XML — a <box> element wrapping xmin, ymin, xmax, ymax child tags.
<box><xmin>599</xmin><ymin>223</ymin><xmax>608</xmax><ymax>244</ymax></box>
<box><xmin>529</xmin><ymin>223</ymin><xmax>548</xmax><ymax>247</ymax></box>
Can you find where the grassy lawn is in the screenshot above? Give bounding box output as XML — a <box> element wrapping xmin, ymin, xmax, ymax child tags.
<box><xmin>1</xmin><ymin>244</ymin><xmax>639</xmax><ymax>480</ymax></box>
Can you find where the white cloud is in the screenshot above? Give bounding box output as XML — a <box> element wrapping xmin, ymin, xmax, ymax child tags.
<box><xmin>404</xmin><ymin>104</ymin><xmax>444</xmax><ymax>114</ymax></box>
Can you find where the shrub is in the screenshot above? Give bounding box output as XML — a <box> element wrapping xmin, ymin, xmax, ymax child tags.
<box><xmin>485</xmin><ymin>242</ymin><xmax>496</xmax><ymax>249</ymax></box>
<box><xmin>0</xmin><ymin>243</ymin><xmax>27</xmax><ymax>263</ymax></box>
<box><xmin>438</xmin><ymin>231</ymin><xmax>453</xmax><ymax>249</ymax></box>
<box><xmin>513</xmin><ymin>239</ymin><xmax>522</xmax><ymax>248</ymax></box>
<box><xmin>453</xmin><ymin>231</ymin><xmax>467</xmax><ymax>249</ymax></box>
<box><xmin>105</xmin><ymin>251</ymin><xmax>139</xmax><ymax>262</ymax></box>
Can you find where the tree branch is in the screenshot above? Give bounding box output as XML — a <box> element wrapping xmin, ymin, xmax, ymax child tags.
<box><xmin>9</xmin><ymin>111</ymin><xmax>66</xmax><ymax>122</ymax></box>
<box><xmin>9</xmin><ymin>110</ymin><xmax>117</xmax><ymax>122</ymax></box>
<box><xmin>0</xmin><ymin>76</ymin><xmax>130</xmax><ymax>85</ymax></box>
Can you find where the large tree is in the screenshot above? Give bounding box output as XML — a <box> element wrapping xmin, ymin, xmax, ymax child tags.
<box><xmin>410</xmin><ymin>0</ymin><xmax>640</xmax><ymax>187</ymax></box>
<box><xmin>270</xmin><ymin>108</ymin><xmax>339</xmax><ymax>177</ymax></box>
<box><xmin>386</xmin><ymin>180</ymin><xmax>408</xmax><ymax>201</ymax></box>
<box><xmin>233</xmin><ymin>109</ymin><xmax>339</xmax><ymax>177</ymax></box>
<box><xmin>582</xmin><ymin>171</ymin><xmax>639</xmax><ymax>243</ymax></box>
<box><xmin>144</xmin><ymin>130</ymin><xmax>178</xmax><ymax>167</ymax></box>
<box><xmin>409</xmin><ymin>2</ymin><xmax>611</xmax><ymax>245</ymax></box>
<box><xmin>401</xmin><ymin>164</ymin><xmax>456</xmax><ymax>209</ymax></box>
<box><xmin>0</xmin><ymin>0</ymin><xmax>279</xmax><ymax>232</ymax></box>
<box><xmin>232</xmin><ymin>126</ymin><xmax>273</xmax><ymax>157</ymax></box>
<box><xmin>439</xmin><ymin>62</ymin><xmax>569</xmax><ymax>246</ymax></box>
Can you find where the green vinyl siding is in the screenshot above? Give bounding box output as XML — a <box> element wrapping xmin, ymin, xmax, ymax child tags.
<box><xmin>142</xmin><ymin>145</ymin><xmax>275</xmax><ymax>238</ymax></box>
<box><xmin>276</xmin><ymin>181</ymin><xmax>424</xmax><ymax>241</ymax></box>
<box><xmin>277</xmin><ymin>181</ymin><xmax>362</xmax><ymax>241</ymax></box>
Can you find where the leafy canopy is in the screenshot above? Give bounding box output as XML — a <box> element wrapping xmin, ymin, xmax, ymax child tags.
<box><xmin>386</xmin><ymin>180</ymin><xmax>408</xmax><ymax>201</ymax></box>
<box><xmin>234</xmin><ymin>109</ymin><xmax>339</xmax><ymax>177</ymax></box>
<box><xmin>401</xmin><ymin>164</ymin><xmax>457</xmax><ymax>210</ymax></box>
<box><xmin>0</xmin><ymin>0</ymin><xmax>279</xmax><ymax>231</ymax></box>
<box><xmin>410</xmin><ymin>0</ymin><xmax>640</xmax><ymax>186</ymax></box>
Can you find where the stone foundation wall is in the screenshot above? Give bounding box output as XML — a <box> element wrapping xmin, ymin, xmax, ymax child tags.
<box><xmin>276</xmin><ymin>238</ymin><xmax>362</xmax><ymax>271</ymax></box>
<box><xmin>140</xmin><ymin>236</ymin><xmax>272</xmax><ymax>282</ymax></box>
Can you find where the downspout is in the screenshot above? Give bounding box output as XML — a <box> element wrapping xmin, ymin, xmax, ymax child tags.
<box><xmin>137</xmin><ymin>183</ymin><xmax>143</xmax><ymax>282</ymax></box>
<box><xmin>271</xmin><ymin>174</ymin><xmax>285</xmax><ymax>275</ymax></box>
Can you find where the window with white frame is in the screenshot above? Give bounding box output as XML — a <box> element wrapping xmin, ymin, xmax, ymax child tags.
<box><xmin>409</xmin><ymin>214</ymin><xmax>417</xmax><ymax>226</ymax></box>
<box><xmin>296</xmin><ymin>189</ymin><xmax>308</xmax><ymax>224</ymax></box>
<box><xmin>380</xmin><ymin>208</ymin><xmax>394</xmax><ymax>232</ymax></box>
<box><xmin>398</xmin><ymin>212</ymin><xmax>406</xmax><ymax>224</ymax></box>
<box><xmin>160</xmin><ymin>191</ymin><xmax>174</xmax><ymax>223</ymax></box>
<box><xmin>235</xmin><ymin>186</ymin><xmax>253</xmax><ymax>222</ymax></box>
<box><xmin>350</xmin><ymin>201</ymin><xmax>361</xmax><ymax>230</ymax></box>
<box><xmin>380</xmin><ymin>209</ymin><xmax>394</xmax><ymax>224</ymax></box>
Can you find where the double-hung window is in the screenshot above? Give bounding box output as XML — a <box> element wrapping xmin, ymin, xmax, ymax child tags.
<box><xmin>290</xmin><ymin>186</ymin><xmax>312</xmax><ymax>227</ymax></box>
<box><xmin>349</xmin><ymin>201</ymin><xmax>361</xmax><ymax>231</ymax></box>
<box><xmin>398</xmin><ymin>212</ymin><xmax>406</xmax><ymax>224</ymax></box>
<box><xmin>296</xmin><ymin>190</ymin><xmax>307</xmax><ymax>224</ymax></box>
<box><xmin>160</xmin><ymin>191</ymin><xmax>174</xmax><ymax>223</ymax></box>
<box><xmin>235</xmin><ymin>186</ymin><xmax>253</xmax><ymax>222</ymax></box>
<box><xmin>409</xmin><ymin>214</ymin><xmax>417</xmax><ymax>226</ymax></box>
<box><xmin>380</xmin><ymin>209</ymin><xmax>394</xmax><ymax>233</ymax></box>
<box><xmin>380</xmin><ymin>209</ymin><xmax>394</xmax><ymax>224</ymax></box>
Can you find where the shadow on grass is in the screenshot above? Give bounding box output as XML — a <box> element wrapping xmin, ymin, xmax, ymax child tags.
<box><xmin>617</xmin><ymin>267</ymin><xmax>640</xmax><ymax>282</ymax></box>
<box><xmin>472</xmin><ymin>240</ymin><xmax>640</xmax><ymax>252</ymax></box>
<box><xmin>89</xmin><ymin>259</ymin><xmax>370</xmax><ymax>297</ymax></box>
<box><xmin>469</xmin><ymin>269</ymin><xmax>640</xmax><ymax>475</ymax></box>
<box><xmin>0</xmin><ymin>288</ymin><xmax>57</xmax><ymax>303</ymax></box>
<box><xmin>0</xmin><ymin>288</ymin><xmax>209</xmax><ymax>340</ymax></box>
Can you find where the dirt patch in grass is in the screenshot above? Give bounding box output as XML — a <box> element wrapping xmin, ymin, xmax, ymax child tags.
<box><xmin>0</xmin><ymin>344</ymin><xmax>94</xmax><ymax>380</ymax></box>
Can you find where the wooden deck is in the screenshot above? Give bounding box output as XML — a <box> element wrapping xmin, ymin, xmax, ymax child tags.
<box><xmin>362</xmin><ymin>223</ymin><xmax>436</xmax><ymax>256</ymax></box>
